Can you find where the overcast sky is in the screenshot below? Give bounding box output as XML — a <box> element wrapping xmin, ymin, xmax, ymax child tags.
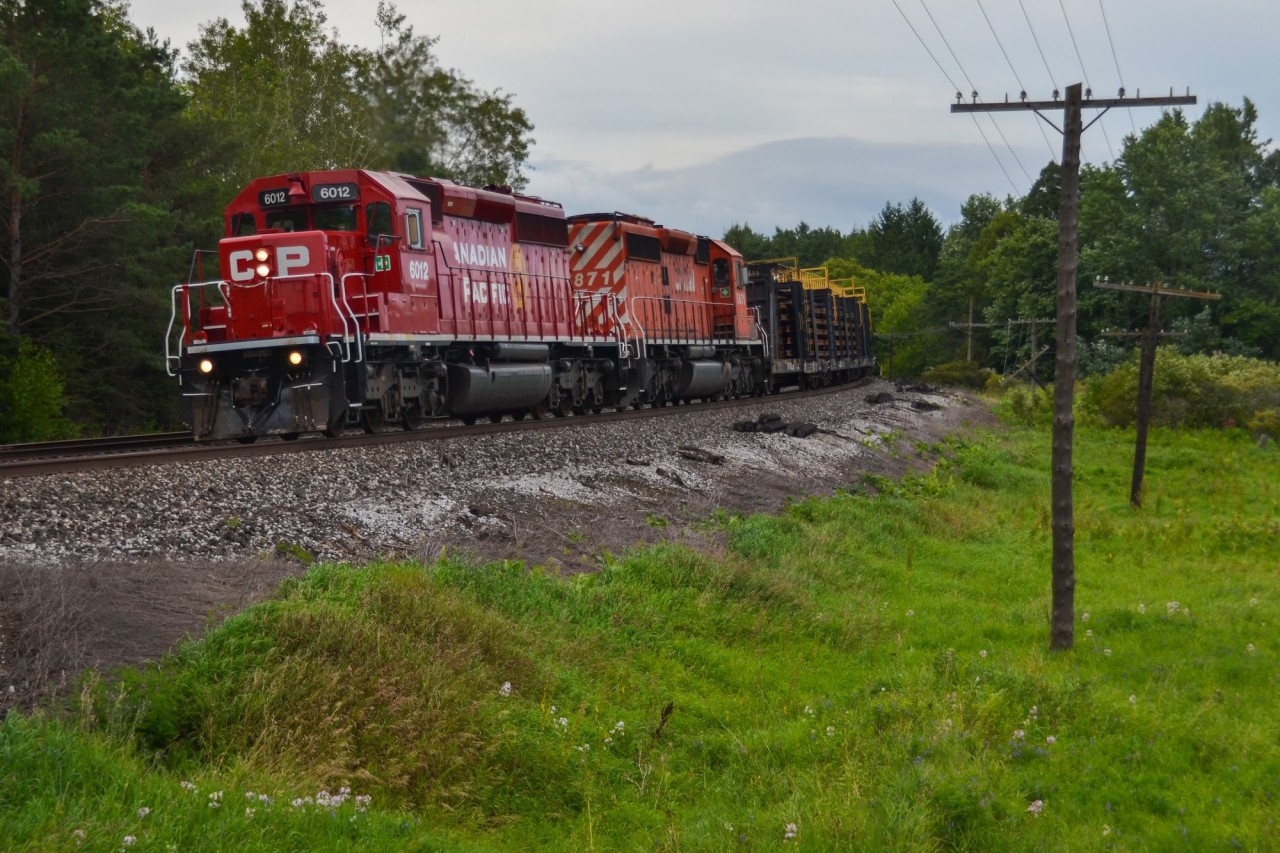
<box><xmin>130</xmin><ymin>0</ymin><xmax>1280</xmax><ymax>236</ymax></box>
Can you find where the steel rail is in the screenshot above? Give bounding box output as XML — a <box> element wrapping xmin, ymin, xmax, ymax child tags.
<box><xmin>0</xmin><ymin>381</ymin><xmax>870</xmax><ymax>480</ymax></box>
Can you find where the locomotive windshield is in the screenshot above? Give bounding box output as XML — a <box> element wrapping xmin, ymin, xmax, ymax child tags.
<box><xmin>265</xmin><ymin>209</ymin><xmax>308</xmax><ymax>232</ymax></box>
<box><xmin>313</xmin><ymin>204</ymin><xmax>357</xmax><ymax>231</ymax></box>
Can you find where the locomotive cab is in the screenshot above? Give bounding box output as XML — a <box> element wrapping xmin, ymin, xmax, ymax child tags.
<box><xmin>170</xmin><ymin>170</ymin><xmax>412</xmax><ymax>441</ymax></box>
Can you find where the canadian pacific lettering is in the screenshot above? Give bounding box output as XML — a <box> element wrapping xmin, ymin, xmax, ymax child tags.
<box><xmin>453</xmin><ymin>241</ymin><xmax>509</xmax><ymax>269</ymax></box>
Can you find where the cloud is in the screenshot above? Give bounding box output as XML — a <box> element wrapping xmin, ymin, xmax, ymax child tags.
<box><xmin>528</xmin><ymin>136</ymin><xmax>1045</xmax><ymax>237</ymax></box>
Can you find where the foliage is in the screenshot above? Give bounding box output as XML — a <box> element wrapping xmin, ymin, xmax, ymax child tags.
<box><xmin>183</xmin><ymin>0</ymin><xmax>377</xmax><ymax>196</ymax></box>
<box><xmin>861</xmin><ymin>197</ymin><xmax>944</xmax><ymax>281</ymax></box>
<box><xmin>364</xmin><ymin>3</ymin><xmax>534</xmax><ymax>188</ymax></box>
<box><xmin>0</xmin><ymin>0</ymin><xmax>191</xmax><ymax>432</ymax></box>
<box><xmin>922</xmin><ymin>359</ymin><xmax>995</xmax><ymax>389</ymax></box>
<box><xmin>0</xmin><ymin>334</ymin><xmax>76</xmax><ymax>441</ymax></box>
<box><xmin>1080</xmin><ymin>348</ymin><xmax>1280</xmax><ymax>430</ymax></box>
<box><xmin>4</xmin><ymin>423</ymin><xmax>1278</xmax><ymax>848</ymax></box>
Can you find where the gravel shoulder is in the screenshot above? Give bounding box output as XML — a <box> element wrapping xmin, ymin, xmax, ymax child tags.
<box><xmin>0</xmin><ymin>379</ymin><xmax>997</xmax><ymax>709</ymax></box>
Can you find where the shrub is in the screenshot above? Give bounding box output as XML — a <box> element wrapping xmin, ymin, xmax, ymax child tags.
<box><xmin>1079</xmin><ymin>349</ymin><xmax>1280</xmax><ymax>429</ymax></box>
<box><xmin>922</xmin><ymin>360</ymin><xmax>995</xmax><ymax>389</ymax></box>
<box><xmin>0</xmin><ymin>336</ymin><xmax>77</xmax><ymax>442</ymax></box>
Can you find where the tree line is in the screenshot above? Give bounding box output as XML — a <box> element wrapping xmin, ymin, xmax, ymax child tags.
<box><xmin>0</xmin><ymin>0</ymin><xmax>532</xmax><ymax>440</ymax></box>
<box><xmin>728</xmin><ymin>100</ymin><xmax>1280</xmax><ymax>382</ymax></box>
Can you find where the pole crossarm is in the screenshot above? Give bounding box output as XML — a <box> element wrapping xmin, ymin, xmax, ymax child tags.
<box><xmin>1093</xmin><ymin>279</ymin><xmax>1221</xmax><ymax>300</ymax></box>
<box><xmin>952</xmin><ymin>94</ymin><xmax>1196</xmax><ymax>114</ymax></box>
<box><xmin>1100</xmin><ymin>329</ymin><xmax>1189</xmax><ymax>338</ymax></box>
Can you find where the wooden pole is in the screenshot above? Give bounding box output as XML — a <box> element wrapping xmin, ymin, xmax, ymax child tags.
<box><xmin>1049</xmin><ymin>83</ymin><xmax>1082</xmax><ymax>651</ymax></box>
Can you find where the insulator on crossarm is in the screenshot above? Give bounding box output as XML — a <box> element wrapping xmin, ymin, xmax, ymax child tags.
<box><xmin>956</xmin><ymin>91</ymin><xmax>963</xmax><ymax>104</ymax></box>
<box><xmin>1086</xmin><ymin>87</ymin><xmax>1092</xmax><ymax>98</ymax></box>
<box><xmin>971</xmin><ymin>90</ymin><xmax>979</xmax><ymax>103</ymax></box>
<box><xmin>1118</xmin><ymin>87</ymin><xmax>1125</xmax><ymax>98</ymax></box>
<box><xmin>1053</xmin><ymin>89</ymin><xmax>1060</xmax><ymax>100</ymax></box>
<box><xmin>1020</xmin><ymin>90</ymin><xmax>1027</xmax><ymax>101</ymax></box>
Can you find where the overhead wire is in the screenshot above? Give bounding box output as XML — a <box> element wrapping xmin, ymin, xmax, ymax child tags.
<box><xmin>1057</xmin><ymin>0</ymin><xmax>1115</xmax><ymax>162</ymax></box>
<box><xmin>975</xmin><ymin>0</ymin><xmax>1059</xmax><ymax>166</ymax></box>
<box><xmin>1018</xmin><ymin>0</ymin><xmax>1057</xmax><ymax>93</ymax></box>
<box><xmin>889</xmin><ymin>0</ymin><xmax>1021</xmax><ymax>194</ymax></box>
<box><xmin>916</xmin><ymin>0</ymin><xmax>1034</xmax><ymax>187</ymax></box>
<box><xmin>1097</xmin><ymin>0</ymin><xmax>1137</xmax><ymax>136</ymax></box>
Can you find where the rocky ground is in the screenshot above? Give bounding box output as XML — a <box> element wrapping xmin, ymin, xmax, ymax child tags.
<box><xmin>0</xmin><ymin>379</ymin><xmax>996</xmax><ymax>709</ymax></box>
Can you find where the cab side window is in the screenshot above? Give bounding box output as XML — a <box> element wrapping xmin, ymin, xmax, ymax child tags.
<box><xmin>713</xmin><ymin>258</ymin><xmax>730</xmax><ymax>286</ymax></box>
<box><xmin>366</xmin><ymin>202</ymin><xmax>393</xmax><ymax>244</ymax></box>
<box><xmin>231</xmin><ymin>212</ymin><xmax>257</xmax><ymax>236</ymax></box>
<box><xmin>405</xmin><ymin>208</ymin><xmax>425</xmax><ymax>249</ymax></box>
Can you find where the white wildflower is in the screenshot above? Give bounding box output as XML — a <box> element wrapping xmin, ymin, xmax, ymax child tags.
<box><xmin>784</xmin><ymin>822</ymin><xmax>798</xmax><ymax>840</ymax></box>
<box><xmin>122</xmin><ymin>836</ymin><xmax>137</xmax><ymax>848</ymax></box>
<box><xmin>179</xmin><ymin>781</ymin><xmax>197</xmax><ymax>793</ymax></box>
<box><xmin>1167</xmin><ymin>601</ymin><xmax>1180</xmax><ymax>615</ymax></box>
<box><xmin>1246</xmin><ymin>643</ymin><xmax>1256</xmax><ymax>655</ymax></box>
<box><xmin>825</xmin><ymin>725</ymin><xmax>836</xmax><ymax>737</ymax></box>
<box><xmin>1046</xmin><ymin>735</ymin><xmax>1057</xmax><ymax>745</ymax></box>
<box><xmin>1082</xmin><ymin>612</ymin><xmax>1090</xmax><ymax>622</ymax></box>
<box><xmin>245</xmin><ymin>807</ymin><xmax>256</xmax><ymax>818</ymax></box>
<box><xmin>1129</xmin><ymin>695</ymin><xmax>1137</xmax><ymax>704</ymax></box>
<box><xmin>136</xmin><ymin>807</ymin><xmax>150</xmax><ymax>819</ymax></box>
<box><xmin>499</xmin><ymin>681</ymin><xmax>513</xmax><ymax>697</ymax></box>
<box><xmin>1104</xmin><ymin>648</ymin><xmax>1112</xmax><ymax>656</ymax></box>
<box><xmin>1013</xmin><ymin>729</ymin><xmax>1026</xmax><ymax>740</ymax></box>
<box><xmin>1027</xmin><ymin>799</ymin><xmax>1044</xmax><ymax>815</ymax></box>
<box><xmin>979</xmin><ymin>649</ymin><xmax>987</xmax><ymax>658</ymax></box>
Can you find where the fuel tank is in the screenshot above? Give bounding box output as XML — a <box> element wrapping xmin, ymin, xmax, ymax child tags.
<box><xmin>445</xmin><ymin>363</ymin><xmax>553</xmax><ymax>415</ymax></box>
<box><xmin>676</xmin><ymin>359</ymin><xmax>731</xmax><ymax>399</ymax></box>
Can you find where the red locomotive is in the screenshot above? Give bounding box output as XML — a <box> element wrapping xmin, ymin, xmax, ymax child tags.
<box><xmin>166</xmin><ymin>169</ymin><xmax>873</xmax><ymax>441</ymax></box>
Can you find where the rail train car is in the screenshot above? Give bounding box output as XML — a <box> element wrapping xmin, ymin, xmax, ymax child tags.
<box><xmin>746</xmin><ymin>259</ymin><xmax>875</xmax><ymax>389</ymax></box>
<box><xmin>166</xmin><ymin>169</ymin><xmax>874</xmax><ymax>441</ymax></box>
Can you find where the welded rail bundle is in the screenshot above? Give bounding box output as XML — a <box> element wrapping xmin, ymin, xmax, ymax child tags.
<box><xmin>165</xmin><ymin>170</ymin><xmax>875</xmax><ymax>441</ymax></box>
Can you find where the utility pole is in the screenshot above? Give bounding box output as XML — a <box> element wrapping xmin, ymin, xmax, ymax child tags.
<box><xmin>1005</xmin><ymin>317</ymin><xmax>1053</xmax><ymax>388</ymax></box>
<box><xmin>953</xmin><ymin>84</ymin><xmax>1196</xmax><ymax>651</ymax></box>
<box><xmin>948</xmin><ymin>318</ymin><xmax>991</xmax><ymax>362</ymax></box>
<box><xmin>1094</xmin><ymin>278</ymin><xmax>1220</xmax><ymax>508</ymax></box>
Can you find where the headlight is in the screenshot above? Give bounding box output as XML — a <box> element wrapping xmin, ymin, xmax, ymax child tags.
<box><xmin>287</xmin><ymin>350</ymin><xmax>304</xmax><ymax>366</ymax></box>
<box><xmin>255</xmin><ymin>248</ymin><xmax>270</xmax><ymax>262</ymax></box>
<box><xmin>255</xmin><ymin>263</ymin><xmax>271</xmax><ymax>277</ymax></box>
<box><xmin>198</xmin><ymin>358</ymin><xmax>215</xmax><ymax>374</ymax></box>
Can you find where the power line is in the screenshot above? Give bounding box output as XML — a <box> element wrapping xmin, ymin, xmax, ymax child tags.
<box><xmin>890</xmin><ymin>0</ymin><xmax>1022</xmax><ymax>192</ymax></box>
<box><xmin>975</xmin><ymin>0</ymin><xmax>1059</xmax><ymax>165</ymax></box>
<box><xmin>1058</xmin><ymin>0</ymin><xmax>1116</xmax><ymax>161</ymax></box>
<box><xmin>1097</xmin><ymin>0</ymin><xmax>1138</xmax><ymax>136</ymax></box>
<box><xmin>969</xmin><ymin>114</ymin><xmax>1021</xmax><ymax>193</ymax></box>
<box><xmin>917</xmin><ymin>0</ymin><xmax>1032</xmax><ymax>185</ymax></box>
<box><xmin>890</xmin><ymin>0</ymin><xmax>961</xmax><ymax>93</ymax></box>
<box><xmin>1019</xmin><ymin>0</ymin><xmax>1057</xmax><ymax>91</ymax></box>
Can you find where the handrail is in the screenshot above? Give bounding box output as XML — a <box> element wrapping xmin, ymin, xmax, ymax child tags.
<box><xmin>337</xmin><ymin>272</ymin><xmax>368</xmax><ymax>363</ymax></box>
<box><xmin>628</xmin><ymin>295</ymin><xmax>736</xmax><ymax>345</ymax></box>
<box><xmin>751</xmin><ymin>306</ymin><xmax>770</xmax><ymax>357</ymax></box>
<box><xmin>165</xmin><ymin>278</ymin><xmax>229</xmax><ymax>377</ymax></box>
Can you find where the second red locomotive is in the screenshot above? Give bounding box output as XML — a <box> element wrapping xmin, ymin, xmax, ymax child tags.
<box><xmin>165</xmin><ymin>169</ymin><xmax>873</xmax><ymax>441</ymax></box>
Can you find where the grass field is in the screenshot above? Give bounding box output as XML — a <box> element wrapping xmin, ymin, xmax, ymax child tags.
<box><xmin>2</xmin><ymin>413</ymin><xmax>1277</xmax><ymax>850</ymax></box>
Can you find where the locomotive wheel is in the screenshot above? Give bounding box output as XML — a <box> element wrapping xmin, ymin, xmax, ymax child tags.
<box><xmin>322</xmin><ymin>427</ymin><xmax>341</xmax><ymax>438</ymax></box>
<box><xmin>556</xmin><ymin>397</ymin><xmax>574</xmax><ymax>418</ymax></box>
<box><xmin>461</xmin><ymin>415</ymin><xmax>478</xmax><ymax>426</ymax></box>
<box><xmin>531</xmin><ymin>403</ymin><xmax>549</xmax><ymax>420</ymax></box>
<box><xmin>280</xmin><ymin>432</ymin><xmax>300</xmax><ymax>442</ymax></box>
<box><xmin>236</xmin><ymin>436</ymin><xmax>257</xmax><ymax>444</ymax></box>
<box><xmin>488</xmin><ymin>413</ymin><xmax>504</xmax><ymax>424</ymax></box>
<box><xmin>511</xmin><ymin>411</ymin><xmax>527</xmax><ymax>421</ymax></box>
<box><xmin>360</xmin><ymin>408</ymin><xmax>384</xmax><ymax>434</ymax></box>
<box><xmin>402</xmin><ymin>405</ymin><xmax>425</xmax><ymax>431</ymax></box>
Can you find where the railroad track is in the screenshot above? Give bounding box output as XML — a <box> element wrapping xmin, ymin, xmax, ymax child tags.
<box><xmin>0</xmin><ymin>381</ymin><xmax>867</xmax><ymax>480</ymax></box>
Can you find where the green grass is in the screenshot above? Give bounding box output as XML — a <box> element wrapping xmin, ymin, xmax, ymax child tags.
<box><xmin>2</xmin><ymin>420</ymin><xmax>1278</xmax><ymax>850</ymax></box>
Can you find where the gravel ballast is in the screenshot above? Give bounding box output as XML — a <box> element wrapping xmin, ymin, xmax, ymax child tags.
<box><xmin>0</xmin><ymin>380</ymin><xmax>990</xmax><ymax>568</ymax></box>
